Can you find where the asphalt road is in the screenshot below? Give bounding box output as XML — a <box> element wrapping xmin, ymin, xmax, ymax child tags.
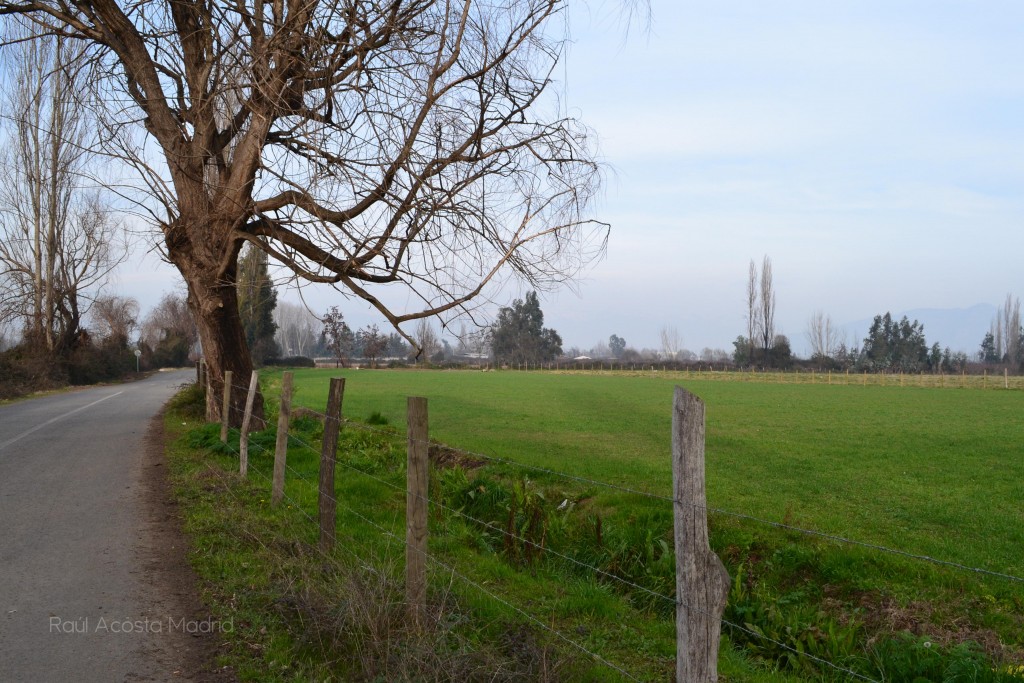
<box><xmin>0</xmin><ymin>370</ymin><xmax>222</xmax><ymax>682</ymax></box>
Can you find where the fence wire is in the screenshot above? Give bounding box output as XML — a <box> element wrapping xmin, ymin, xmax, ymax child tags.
<box><xmin>223</xmin><ymin>375</ymin><xmax>1024</xmax><ymax>585</ymax></box>
<box><xmin>283</xmin><ymin>430</ymin><xmax>680</xmax><ymax>609</ymax></box>
<box><xmin>206</xmin><ymin>373</ymin><xmax>1024</xmax><ymax>682</ymax></box>
<box><xmin>225</xmin><ymin>425</ymin><xmax>880</xmax><ymax>682</ymax></box>
<box><xmin>223</xmin><ymin>410</ymin><xmax>877</xmax><ymax>682</ymax></box>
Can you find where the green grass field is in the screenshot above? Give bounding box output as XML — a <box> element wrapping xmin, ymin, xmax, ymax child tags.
<box><xmin>274</xmin><ymin>368</ymin><xmax>1024</xmax><ymax>578</ymax></box>
<box><xmin>171</xmin><ymin>368</ymin><xmax>1024</xmax><ymax>681</ymax></box>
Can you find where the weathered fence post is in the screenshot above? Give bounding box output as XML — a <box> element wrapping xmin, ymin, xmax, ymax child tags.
<box><xmin>220</xmin><ymin>370</ymin><xmax>233</xmax><ymax>443</ymax></box>
<box><xmin>272</xmin><ymin>371</ymin><xmax>294</xmax><ymax>507</ymax></box>
<box><xmin>319</xmin><ymin>378</ymin><xmax>345</xmax><ymax>552</ymax></box>
<box><xmin>203</xmin><ymin>360</ymin><xmax>211</xmax><ymax>414</ymax></box>
<box><xmin>406</xmin><ymin>396</ymin><xmax>429</xmax><ymax>626</ymax></box>
<box><xmin>673</xmin><ymin>386</ymin><xmax>730</xmax><ymax>682</ymax></box>
<box><xmin>1005</xmin><ymin>368</ymin><xmax>1009</xmax><ymax>389</ymax></box>
<box><xmin>239</xmin><ymin>371</ymin><xmax>259</xmax><ymax>477</ymax></box>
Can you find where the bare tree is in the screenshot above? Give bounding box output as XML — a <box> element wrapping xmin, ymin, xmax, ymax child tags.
<box><xmin>321</xmin><ymin>306</ymin><xmax>353</xmax><ymax>368</ymax></box>
<box><xmin>746</xmin><ymin>259</ymin><xmax>760</xmax><ymax>364</ymax></box>
<box><xmin>991</xmin><ymin>317</ymin><xmax>1004</xmax><ymax>362</ymax></box>
<box><xmin>660</xmin><ymin>325</ymin><xmax>682</xmax><ymax>361</ymax></box>
<box><xmin>455</xmin><ymin>322</ymin><xmax>490</xmax><ymax>360</ymax></box>
<box><xmin>415</xmin><ymin>318</ymin><xmax>440</xmax><ymax>362</ymax></box>
<box><xmin>993</xmin><ymin>293</ymin><xmax>1021</xmax><ymax>366</ymax></box>
<box><xmin>758</xmin><ymin>255</ymin><xmax>776</xmax><ymax>357</ymax></box>
<box><xmin>90</xmin><ymin>295</ymin><xmax>139</xmax><ymax>346</ymax></box>
<box><xmin>1002</xmin><ymin>294</ymin><xmax>1021</xmax><ymax>365</ymax></box>
<box><xmin>806</xmin><ymin>310</ymin><xmax>838</xmax><ymax>363</ymax></box>
<box><xmin>141</xmin><ymin>291</ymin><xmax>198</xmax><ymax>359</ymax></box>
<box><xmin>0</xmin><ymin>0</ymin><xmax>610</xmax><ymax>424</ymax></box>
<box><xmin>0</xmin><ymin>20</ymin><xmax>125</xmax><ymax>353</ymax></box>
<box><xmin>274</xmin><ymin>301</ymin><xmax>320</xmax><ymax>358</ymax></box>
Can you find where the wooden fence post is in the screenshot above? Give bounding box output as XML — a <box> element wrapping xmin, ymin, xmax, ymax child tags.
<box><xmin>239</xmin><ymin>371</ymin><xmax>259</xmax><ymax>477</ymax></box>
<box><xmin>1005</xmin><ymin>368</ymin><xmax>1009</xmax><ymax>389</ymax></box>
<box><xmin>319</xmin><ymin>378</ymin><xmax>345</xmax><ymax>552</ymax></box>
<box><xmin>673</xmin><ymin>386</ymin><xmax>730</xmax><ymax>683</ymax></box>
<box><xmin>406</xmin><ymin>396</ymin><xmax>429</xmax><ymax>626</ymax></box>
<box><xmin>220</xmin><ymin>370</ymin><xmax>233</xmax><ymax>443</ymax></box>
<box><xmin>204</xmin><ymin>361</ymin><xmax>212</xmax><ymax>418</ymax></box>
<box><xmin>272</xmin><ymin>371</ymin><xmax>294</xmax><ymax>507</ymax></box>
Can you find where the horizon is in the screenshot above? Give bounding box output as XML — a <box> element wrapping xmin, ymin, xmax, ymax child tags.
<box><xmin>107</xmin><ymin>1</ymin><xmax>1024</xmax><ymax>359</ymax></box>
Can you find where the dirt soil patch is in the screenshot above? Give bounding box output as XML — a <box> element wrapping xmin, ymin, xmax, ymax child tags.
<box><xmin>140</xmin><ymin>411</ymin><xmax>238</xmax><ymax>682</ymax></box>
<box><xmin>429</xmin><ymin>442</ymin><xmax>487</xmax><ymax>470</ymax></box>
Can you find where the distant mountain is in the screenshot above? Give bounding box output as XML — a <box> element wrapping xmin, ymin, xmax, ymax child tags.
<box><xmin>841</xmin><ymin>304</ymin><xmax>996</xmax><ymax>356</ymax></box>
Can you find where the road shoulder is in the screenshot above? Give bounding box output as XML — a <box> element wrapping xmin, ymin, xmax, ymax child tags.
<box><xmin>139</xmin><ymin>408</ymin><xmax>237</xmax><ymax>682</ymax></box>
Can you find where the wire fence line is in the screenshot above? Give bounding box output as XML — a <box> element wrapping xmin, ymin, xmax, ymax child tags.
<box><xmin>283</xmin><ymin>429</ymin><xmax>681</xmax><ymax>609</ymax></box>
<box><xmin>196</xmin><ymin>438</ymin><xmax>527</xmax><ymax>674</ymax></box>
<box><xmin>242</xmin><ymin>428</ymin><xmax>881</xmax><ymax>683</ymax></box>
<box><xmin>209</xmin><ymin>373</ymin><xmax>1023</xmax><ymax>681</ymax></box>
<box><xmin>222</xmin><ymin>417</ymin><xmax>881</xmax><ymax>683</ymax></box>
<box><xmin>215</xmin><ymin>380</ymin><xmax>882</xmax><ymax>682</ymax></box>
<box><xmin>245</xmin><ymin>387</ymin><xmax>1024</xmax><ymax>588</ymax></box>
<box><xmin>217</xmin><ymin>431</ymin><xmax>649</xmax><ymax>681</ymax></box>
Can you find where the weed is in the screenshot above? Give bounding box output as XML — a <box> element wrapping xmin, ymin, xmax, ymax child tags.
<box><xmin>166</xmin><ymin>381</ymin><xmax>206</xmax><ymax>420</ymax></box>
<box><xmin>366</xmin><ymin>410</ymin><xmax>390</xmax><ymax>426</ymax></box>
<box><xmin>869</xmin><ymin>633</ymin><xmax>1024</xmax><ymax>682</ymax></box>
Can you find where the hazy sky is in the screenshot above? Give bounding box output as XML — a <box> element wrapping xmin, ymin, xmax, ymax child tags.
<box><xmin>120</xmin><ymin>1</ymin><xmax>1024</xmax><ymax>355</ymax></box>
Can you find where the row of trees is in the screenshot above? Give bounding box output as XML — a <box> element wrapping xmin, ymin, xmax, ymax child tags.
<box><xmin>729</xmin><ymin>258</ymin><xmax>999</xmax><ymax>374</ymax></box>
<box><xmin>319</xmin><ymin>306</ymin><xmax>414</xmax><ymax>368</ymax></box>
<box><xmin>0</xmin><ymin>24</ymin><xmax>130</xmax><ymax>393</ymax></box>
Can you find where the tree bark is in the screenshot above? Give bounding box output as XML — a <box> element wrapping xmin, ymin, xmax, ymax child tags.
<box><xmin>174</xmin><ymin>228</ymin><xmax>265</xmax><ymax>429</ymax></box>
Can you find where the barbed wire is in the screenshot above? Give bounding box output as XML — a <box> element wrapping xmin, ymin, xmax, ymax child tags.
<box><xmin>201</xmin><ymin>407</ymin><xmax>886</xmax><ymax>683</ymax></box>
<box><xmin>719</xmin><ymin>617</ymin><xmax>879</xmax><ymax>683</ymax></box>
<box><xmin>701</xmin><ymin>506</ymin><xmax>1024</xmax><ymax>584</ymax></box>
<box><xmin>324</xmin><ymin>482</ymin><xmax>646</xmax><ymax>683</ymax></box>
<box><xmin>220</xmin><ymin>435</ymin><xmax>388</xmax><ymax>571</ymax></box>
<box><xmin>282</xmin><ymin>430</ymin><xmax>679</xmax><ymax>609</ymax></box>
<box><xmin>218</xmin><ymin>375</ymin><xmax>1024</xmax><ymax>586</ymax></box>
<box><xmin>229</xmin><ymin>428</ymin><xmax>651</xmax><ymax>679</ymax></box>
<box><xmin>230</xmin><ymin>432</ymin><xmax>647</xmax><ymax>681</ymax></box>
<box><xmin>233</xmin><ymin>427</ymin><xmax>878</xmax><ymax>682</ymax></box>
<box><xmin>239</xmin><ymin>431</ymin><xmax>878</xmax><ymax>682</ymax></box>
<box><xmin>272</xmin><ymin>431</ymin><xmax>887</xmax><ymax>683</ymax></box>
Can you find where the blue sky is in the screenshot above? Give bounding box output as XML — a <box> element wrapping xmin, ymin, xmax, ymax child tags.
<box><xmin>122</xmin><ymin>1</ymin><xmax>1024</xmax><ymax>355</ymax></box>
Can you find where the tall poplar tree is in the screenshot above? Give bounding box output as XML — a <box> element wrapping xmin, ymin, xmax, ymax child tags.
<box><xmin>237</xmin><ymin>245</ymin><xmax>278</xmax><ymax>364</ymax></box>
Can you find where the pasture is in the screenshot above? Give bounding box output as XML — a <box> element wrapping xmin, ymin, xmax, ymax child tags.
<box><xmin>180</xmin><ymin>368</ymin><xmax>1024</xmax><ymax>680</ymax></box>
<box><xmin>276</xmin><ymin>367</ymin><xmax>1024</xmax><ymax>578</ymax></box>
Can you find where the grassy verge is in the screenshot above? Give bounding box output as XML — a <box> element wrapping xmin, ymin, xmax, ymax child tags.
<box><xmin>166</xmin><ymin>370</ymin><xmax>1024</xmax><ymax>681</ymax></box>
<box><xmin>165</xmin><ymin>381</ymin><xmax>819</xmax><ymax>681</ymax></box>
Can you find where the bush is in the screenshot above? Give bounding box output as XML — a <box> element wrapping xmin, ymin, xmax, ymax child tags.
<box><xmin>0</xmin><ymin>344</ymin><xmax>66</xmax><ymax>399</ymax></box>
<box><xmin>67</xmin><ymin>339</ymin><xmax>134</xmax><ymax>384</ymax></box>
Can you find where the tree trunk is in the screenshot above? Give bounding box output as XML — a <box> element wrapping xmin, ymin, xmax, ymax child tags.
<box><xmin>181</xmin><ymin>259</ymin><xmax>266</xmax><ymax>430</ymax></box>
